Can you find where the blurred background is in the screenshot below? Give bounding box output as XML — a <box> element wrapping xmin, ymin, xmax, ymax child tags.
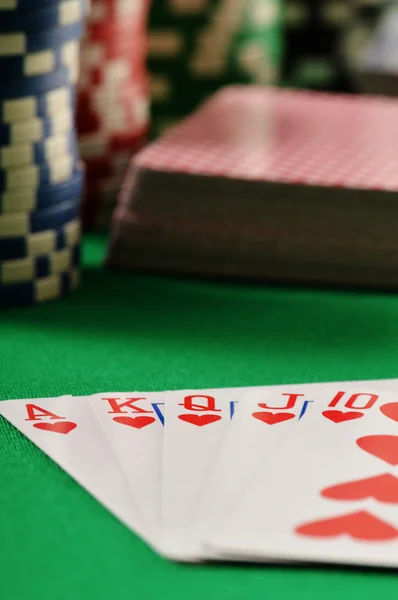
<box><xmin>1</xmin><ymin>0</ymin><xmax>398</xmax><ymax>308</ymax></box>
<box><xmin>78</xmin><ymin>0</ymin><xmax>398</xmax><ymax>231</ymax></box>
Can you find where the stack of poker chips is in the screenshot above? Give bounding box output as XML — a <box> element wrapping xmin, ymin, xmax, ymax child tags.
<box><xmin>107</xmin><ymin>86</ymin><xmax>398</xmax><ymax>290</ymax></box>
<box><xmin>148</xmin><ymin>0</ymin><xmax>282</xmax><ymax>137</ymax></box>
<box><xmin>0</xmin><ymin>0</ymin><xmax>86</xmax><ymax>309</ymax></box>
<box><xmin>77</xmin><ymin>0</ymin><xmax>151</xmax><ymax>231</ymax></box>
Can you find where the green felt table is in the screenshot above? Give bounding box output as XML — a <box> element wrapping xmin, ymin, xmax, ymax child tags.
<box><xmin>1</xmin><ymin>233</ymin><xmax>398</xmax><ymax>599</ymax></box>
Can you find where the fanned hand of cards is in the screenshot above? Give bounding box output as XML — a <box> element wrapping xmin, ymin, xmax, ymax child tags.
<box><xmin>3</xmin><ymin>381</ymin><xmax>398</xmax><ymax>568</ymax></box>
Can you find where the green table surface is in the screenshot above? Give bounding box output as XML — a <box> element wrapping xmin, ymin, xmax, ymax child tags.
<box><xmin>1</xmin><ymin>234</ymin><xmax>398</xmax><ymax>599</ymax></box>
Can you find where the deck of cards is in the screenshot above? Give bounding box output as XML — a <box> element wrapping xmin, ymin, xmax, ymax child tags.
<box><xmin>107</xmin><ymin>86</ymin><xmax>398</xmax><ymax>289</ymax></box>
<box><xmin>2</xmin><ymin>380</ymin><xmax>398</xmax><ymax>568</ymax></box>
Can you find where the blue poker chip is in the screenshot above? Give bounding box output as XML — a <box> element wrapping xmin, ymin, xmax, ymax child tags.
<box><xmin>0</xmin><ymin>0</ymin><xmax>63</xmax><ymax>12</ymax></box>
<box><xmin>0</xmin><ymin>0</ymin><xmax>87</xmax><ymax>33</ymax></box>
<box><xmin>0</xmin><ymin>216</ymin><xmax>80</xmax><ymax>259</ymax></box>
<box><xmin>0</xmin><ymin>84</ymin><xmax>75</xmax><ymax>123</ymax></box>
<box><xmin>0</xmin><ymin>153</ymin><xmax>77</xmax><ymax>193</ymax></box>
<box><xmin>0</xmin><ymin>131</ymin><xmax>78</xmax><ymax>170</ymax></box>
<box><xmin>0</xmin><ymin>268</ymin><xmax>79</xmax><ymax>309</ymax></box>
<box><xmin>0</xmin><ymin>67</ymin><xmax>70</xmax><ymax>99</ymax></box>
<box><xmin>35</xmin><ymin>243</ymin><xmax>80</xmax><ymax>278</ymax></box>
<box><xmin>0</xmin><ymin>108</ymin><xmax>73</xmax><ymax>144</ymax></box>
<box><xmin>0</xmin><ymin>40</ymin><xmax>79</xmax><ymax>84</ymax></box>
<box><xmin>0</xmin><ymin>196</ymin><xmax>80</xmax><ymax>238</ymax></box>
<box><xmin>0</xmin><ymin>242</ymin><xmax>80</xmax><ymax>283</ymax></box>
<box><xmin>0</xmin><ymin>168</ymin><xmax>83</xmax><ymax>213</ymax></box>
<box><xmin>0</xmin><ymin>22</ymin><xmax>83</xmax><ymax>57</ymax></box>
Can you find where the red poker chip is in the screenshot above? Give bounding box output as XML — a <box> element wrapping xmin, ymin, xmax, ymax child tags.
<box><xmin>88</xmin><ymin>0</ymin><xmax>149</xmax><ymax>17</ymax></box>
<box><xmin>94</xmin><ymin>129</ymin><xmax>148</xmax><ymax>152</ymax></box>
<box><xmin>79</xmin><ymin>68</ymin><xmax>150</xmax><ymax>91</ymax></box>
<box><xmin>87</xmin><ymin>0</ymin><xmax>149</xmax><ymax>25</ymax></box>
<box><xmin>78</xmin><ymin>119</ymin><xmax>149</xmax><ymax>145</ymax></box>
<box><xmin>76</xmin><ymin>85</ymin><xmax>150</xmax><ymax>135</ymax></box>
<box><xmin>79</xmin><ymin>63</ymin><xmax>149</xmax><ymax>89</ymax></box>
<box><xmin>81</xmin><ymin>29</ymin><xmax>148</xmax><ymax>57</ymax></box>
<box><xmin>77</xmin><ymin>77</ymin><xmax>149</xmax><ymax>99</ymax></box>
<box><xmin>77</xmin><ymin>72</ymin><xmax>150</xmax><ymax>95</ymax></box>
<box><xmin>78</xmin><ymin>0</ymin><xmax>150</xmax><ymax>231</ymax></box>
<box><xmin>78</xmin><ymin>117</ymin><xmax>149</xmax><ymax>146</ymax></box>
<box><xmin>80</xmin><ymin>55</ymin><xmax>150</xmax><ymax>74</ymax></box>
<box><xmin>86</xmin><ymin>18</ymin><xmax>148</xmax><ymax>40</ymax></box>
<box><xmin>79</xmin><ymin>43</ymin><xmax>149</xmax><ymax>77</ymax></box>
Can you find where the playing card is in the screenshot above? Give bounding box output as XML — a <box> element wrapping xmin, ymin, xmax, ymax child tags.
<box><xmin>0</xmin><ymin>395</ymin><xmax>160</xmax><ymax>552</ymax></box>
<box><xmin>194</xmin><ymin>387</ymin><xmax>314</xmax><ymax>552</ymax></box>
<box><xmin>88</xmin><ymin>391</ymin><xmax>165</xmax><ymax>546</ymax></box>
<box><xmin>195</xmin><ymin>381</ymin><xmax>398</xmax><ymax>553</ymax></box>
<box><xmin>160</xmin><ymin>379</ymin><xmax>398</xmax><ymax>559</ymax></box>
<box><xmin>161</xmin><ymin>389</ymin><xmax>236</xmax><ymax>561</ymax></box>
<box><xmin>205</xmin><ymin>387</ymin><xmax>398</xmax><ymax>568</ymax></box>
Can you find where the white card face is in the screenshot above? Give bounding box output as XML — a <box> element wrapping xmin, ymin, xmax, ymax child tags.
<box><xmin>195</xmin><ymin>381</ymin><xmax>398</xmax><ymax>553</ymax></box>
<box><xmin>195</xmin><ymin>387</ymin><xmax>315</xmax><ymax>549</ymax></box>
<box><xmin>161</xmin><ymin>390</ymin><xmax>236</xmax><ymax>561</ymax></box>
<box><xmin>0</xmin><ymin>395</ymin><xmax>157</xmax><ymax>551</ymax></box>
<box><xmin>88</xmin><ymin>391</ymin><xmax>165</xmax><ymax>546</ymax></box>
<box><xmin>206</xmin><ymin>388</ymin><xmax>398</xmax><ymax>568</ymax></box>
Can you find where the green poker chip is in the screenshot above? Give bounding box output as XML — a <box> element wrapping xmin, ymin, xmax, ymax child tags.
<box><xmin>148</xmin><ymin>0</ymin><xmax>283</xmax><ymax>136</ymax></box>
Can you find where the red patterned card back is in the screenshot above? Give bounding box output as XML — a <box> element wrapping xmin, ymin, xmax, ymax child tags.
<box><xmin>135</xmin><ymin>86</ymin><xmax>398</xmax><ymax>191</ymax></box>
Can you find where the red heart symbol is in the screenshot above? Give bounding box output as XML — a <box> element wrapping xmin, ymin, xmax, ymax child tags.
<box><xmin>252</xmin><ymin>412</ymin><xmax>295</xmax><ymax>425</ymax></box>
<box><xmin>178</xmin><ymin>414</ymin><xmax>222</xmax><ymax>427</ymax></box>
<box><xmin>380</xmin><ymin>402</ymin><xmax>398</xmax><ymax>423</ymax></box>
<box><xmin>295</xmin><ymin>510</ymin><xmax>398</xmax><ymax>541</ymax></box>
<box><xmin>33</xmin><ymin>421</ymin><xmax>77</xmax><ymax>435</ymax></box>
<box><xmin>357</xmin><ymin>435</ymin><xmax>398</xmax><ymax>466</ymax></box>
<box><xmin>322</xmin><ymin>410</ymin><xmax>364</xmax><ymax>423</ymax></box>
<box><xmin>322</xmin><ymin>473</ymin><xmax>398</xmax><ymax>504</ymax></box>
<box><xmin>113</xmin><ymin>416</ymin><xmax>155</xmax><ymax>429</ymax></box>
